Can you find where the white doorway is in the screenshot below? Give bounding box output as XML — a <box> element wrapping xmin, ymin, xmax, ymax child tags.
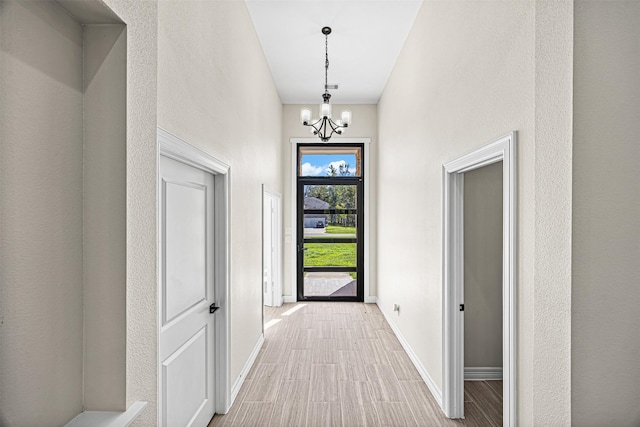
<box><xmin>158</xmin><ymin>129</ymin><xmax>231</xmax><ymax>425</ymax></box>
<box><xmin>442</xmin><ymin>132</ymin><xmax>516</xmax><ymax>426</ymax></box>
<box><xmin>263</xmin><ymin>186</ymin><xmax>282</xmax><ymax>307</ymax></box>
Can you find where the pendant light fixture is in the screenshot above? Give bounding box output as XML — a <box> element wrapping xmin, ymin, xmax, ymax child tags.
<box><xmin>300</xmin><ymin>27</ymin><xmax>352</xmax><ymax>142</ymax></box>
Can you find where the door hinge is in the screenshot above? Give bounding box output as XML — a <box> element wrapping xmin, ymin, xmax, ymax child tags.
<box><xmin>459</xmin><ymin>304</ymin><xmax>464</xmax><ymax>312</ymax></box>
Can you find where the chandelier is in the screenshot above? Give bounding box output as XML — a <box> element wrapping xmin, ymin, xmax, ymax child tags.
<box><xmin>300</xmin><ymin>27</ymin><xmax>352</xmax><ymax>142</ymax></box>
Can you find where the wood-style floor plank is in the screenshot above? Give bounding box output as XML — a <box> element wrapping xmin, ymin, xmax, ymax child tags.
<box><xmin>284</xmin><ymin>349</ymin><xmax>312</xmax><ymax>380</ymax></box>
<box><xmin>244</xmin><ymin>363</ymin><xmax>285</xmax><ymax>402</ymax></box>
<box><xmin>399</xmin><ymin>380</ymin><xmax>447</xmax><ymax>424</ymax></box>
<box><xmin>374</xmin><ymin>402</ymin><xmax>419</xmax><ymax>426</ymax></box>
<box><xmin>464</xmin><ymin>381</ymin><xmax>502</xmax><ymax>426</ymax></box>
<box><xmin>269</xmin><ymin>380</ymin><xmax>310</xmax><ymax>427</ymax></box>
<box><xmin>365</xmin><ymin>364</ymin><xmax>405</xmax><ymax>402</ymax></box>
<box><xmin>208</xmin><ymin>302</ymin><xmax>503</xmax><ymax>427</ymax></box>
<box><xmin>387</xmin><ymin>350</ymin><xmax>422</xmax><ymax>381</ymax></box>
<box><xmin>233</xmin><ymin>402</ymin><xmax>274</xmax><ymax>426</ymax></box>
<box><xmin>337</xmin><ymin>350</ymin><xmax>369</xmax><ymax>382</ymax></box>
<box><xmin>485</xmin><ymin>380</ymin><xmax>503</xmax><ymax>400</ymax></box>
<box><xmin>339</xmin><ymin>381</ymin><xmax>379</xmax><ymax>426</ymax></box>
<box><xmin>306</xmin><ymin>402</ymin><xmax>342</xmax><ymax>426</ymax></box>
<box><xmin>309</xmin><ymin>364</ymin><xmax>339</xmax><ymax>402</ymax></box>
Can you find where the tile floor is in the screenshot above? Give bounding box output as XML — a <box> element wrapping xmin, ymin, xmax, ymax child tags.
<box><xmin>209</xmin><ymin>302</ymin><xmax>502</xmax><ymax>426</ymax></box>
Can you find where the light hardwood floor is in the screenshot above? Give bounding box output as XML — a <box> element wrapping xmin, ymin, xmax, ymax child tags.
<box><xmin>209</xmin><ymin>302</ymin><xmax>502</xmax><ymax>426</ymax></box>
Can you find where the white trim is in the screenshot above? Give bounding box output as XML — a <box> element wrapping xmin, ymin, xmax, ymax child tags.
<box><xmin>229</xmin><ymin>334</ymin><xmax>265</xmax><ymax>411</ymax></box>
<box><xmin>65</xmin><ymin>401</ymin><xmax>147</xmax><ymax>427</ymax></box>
<box><xmin>283</xmin><ymin>295</ymin><xmax>297</xmax><ymax>303</ymax></box>
<box><xmin>289</xmin><ymin>137</ymin><xmax>373</xmax><ymax>302</ymax></box>
<box><xmin>442</xmin><ymin>132</ymin><xmax>517</xmax><ymax>425</ymax></box>
<box><xmin>464</xmin><ymin>367</ymin><xmax>503</xmax><ymax>381</ymax></box>
<box><xmin>157</xmin><ymin>128</ymin><xmax>232</xmax><ymax>418</ymax></box>
<box><xmin>377</xmin><ymin>302</ymin><xmax>443</xmax><ymax>407</ymax></box>
<box><xmin>158</xmin><ymin>128</ymin><xmax>230</xmax><ymax>175</ymax></box>
<box><xmin>364</xmin><ymin>296</ymin><xmax>378</xmax><ymax>304</ymax></box>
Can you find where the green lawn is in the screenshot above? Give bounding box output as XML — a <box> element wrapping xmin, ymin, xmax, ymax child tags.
<box><xmin>325</xmin><ymin>225</ymin><xmax>356</xmax><ymax>235</ymax></box>
<box><xmin>304</xmin><ymin>243</ymin><xmax>356</xmax><ymax>267</ymax></box>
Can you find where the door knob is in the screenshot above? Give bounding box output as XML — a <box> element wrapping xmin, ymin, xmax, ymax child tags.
<box><xmin>210</xmin><ymin>304</ymin><xmax>220</xmax><ymax>314</ymax></box>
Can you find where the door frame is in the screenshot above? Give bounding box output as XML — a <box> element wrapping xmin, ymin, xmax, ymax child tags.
<box><xmin>289</xmin><ymin>138</ymin><xmax>373</xmax><ymax>303</ymax></box>
<box><xmin>442</xmin><ymin>132</ymin><xmax>516</xmax><ymax>425</ymax></box>
<box><xmin>262</xmin><ymin>185</ymin><xmax>282</xmax><ymax>308</ymax></box>
<box><xmin>296</xmin><ymin>149</ymin><xmax>364</xmax><ymax>302</ymax></box>
<box><xmin>157</xmin><ymin>128</ymin><xmax>231</xmax><ymax>418</ymax></box>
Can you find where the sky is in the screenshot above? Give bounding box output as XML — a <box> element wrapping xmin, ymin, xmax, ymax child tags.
<box><xmin>301</xmin><ymin>154</ymin><xmax>356</xmax><ymax>176</ymax></box>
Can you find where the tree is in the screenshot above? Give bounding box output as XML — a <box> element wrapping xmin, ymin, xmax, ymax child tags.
<box><xmin>305</xmin><ymin>161</ymin><xmax>357</xmax><ymax>227</ymax></box>
<box><xmin>338</xmin><ymin>162</ymin><xmax>352</xmax><ymax>176</ymax></box>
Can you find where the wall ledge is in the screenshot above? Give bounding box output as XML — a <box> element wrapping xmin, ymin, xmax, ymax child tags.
<box><xmin>65</xmin><ymin>401</ymin><xmax>147</xmax><ymax>427</ymax></box>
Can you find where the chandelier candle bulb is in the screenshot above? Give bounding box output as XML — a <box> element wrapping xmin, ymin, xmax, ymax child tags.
<box><xmin>320</xmin><ymin>103</ymin><xmax>332</xmax><ymax>118</ymax></box>
<box><xmin>341</xmin><ymin>110</ymin><xmax>352</xmax><ymax>126</ymax></box>
<box><xmin>300</xmin><ymin>108</ymin><xmax>312</xmax><ymax>125</ymax></box>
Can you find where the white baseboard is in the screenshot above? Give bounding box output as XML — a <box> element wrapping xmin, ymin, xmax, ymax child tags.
<box><xmin>464</xmin><ymin>367</ymin><xmax>503</xmax><ymax>381</ymax></box>
<box><xmin>229</xmin><ymin>334</ymin><xmax>264</xmax><ymax>410</ymax></box>
<box><xmin>376</xmin><ymin>301</ymin><xmax>443</xmax><ymax>407</ymax></box>
<box><xmin>364</xmin><ymin>296</ymin><xmax>378</xmax><ymax>304</ymax></box>
<box><xmin>283</xmin><ymin>295</ymin><xmax>296</xmax><ymax>303</ymax></box>
<box><xmin>65</xmin><ymin>401</ymin><xmax>147</xmax><ymax>427</ymax></box>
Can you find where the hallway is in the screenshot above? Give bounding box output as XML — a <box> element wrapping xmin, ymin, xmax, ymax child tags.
<box><xmin>209</xmin><ymin>303</ymin><xmax>502</xmax><ymax>426</ymax></box>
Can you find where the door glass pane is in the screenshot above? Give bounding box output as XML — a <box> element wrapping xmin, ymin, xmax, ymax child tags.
<box><xmin>299</xmin><ymin>148</ymin><xmax>361</xmax><ymax>177</ymax></box>
<box><xmin>303</xmin><ymin>214</ymin><xmax>357</xmax><ymax>239</ymax></box>
<box><xmin>304</xmin><ymin>242</ymin><xmax>356</xmax><ymax>268</ymax></box>
<box><xmin>304</xmin><ymin>185</ymin><xmax>357</xmax><ymax>210</ymax></box>
<box><xmin>304</xmin><ymin>272</ymin><xmax>357</xmax><ymax>297</ymax></box>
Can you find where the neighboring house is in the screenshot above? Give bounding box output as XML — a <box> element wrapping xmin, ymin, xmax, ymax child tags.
<box><xmin>303</xmin><ymin>197</ymin><xmax>329</xmax><ymax>228</ymax></box>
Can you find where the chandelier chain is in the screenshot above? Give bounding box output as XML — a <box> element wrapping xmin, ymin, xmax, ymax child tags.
<box><xmin>324</xmin><ymin>33</ymin><xmax>329</xmax><ymax>92</ymax></box>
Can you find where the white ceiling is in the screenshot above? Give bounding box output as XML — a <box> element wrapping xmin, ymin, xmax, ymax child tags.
<box><xmin>245</xmin><ymin>0</ymin><xmax>423</xmax><ymax>105</ymax></box>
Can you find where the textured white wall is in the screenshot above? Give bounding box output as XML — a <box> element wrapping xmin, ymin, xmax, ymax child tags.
<box><xmin>532</xmin><ymin>2</ymin><xmax>573</xmax><ymax>425</ymax></box>
<box><xmin>281</xmin><ymin>104</ymin><xmax>378</xmax><ymax>300</ymax></box>
<box><xmin>157</xmin><ymin>0</ymin><xmax>283</xmax><ymax>389</ymax></box>
<box><xmin>83</xmin><ymin>23</ymin><xmax>127</xmax><ymax>411</ymax></box>
<box><xmin>0</xmin><ymin>1</ymin><xmax>84</xmax><ymax>424</ymax></box>
<box><xmin>377</xmin><ymin>1</ymin><xmax>573</xmax><ymax>424</ymax></box>
<box><xmin>99</xmin><ymin>0</ymin><xmax>159</xmax><ymax>424</ymax></box>
<box><xmin>378</xmin><ymin>0</ymin><xmax>536</xmax><ymax>405</ymax></box>
<box><xmin>572</xmin><ymin>1</ymin><xmax>640</xmax><ymax>425</ymax></box>
<box><xmin>464</xmin><ymin>162</ymin><xmax>503</xmax><ymax>369</ymax></box>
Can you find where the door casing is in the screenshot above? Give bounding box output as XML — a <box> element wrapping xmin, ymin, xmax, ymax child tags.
<box><xmin>263</xmin><ymin>185</ymin><xmax>282</xmax><ymax>308</ymax></box>
<box><xmin>296</xmin><ymin>152</ymin><xmax>364</xmax><ymax>302</ymax></box>
<box><xmin>288</xmin><ymin>138</ymin><xmax>373</xmax><ymax>303</ymax></box>
<box><xmin>442</xmin><ymin>132</ymin><xmax>517</xmax><ymax>425</ymax></box>
<box><xmin>158</xmin><ymin>128</ymin><xmax>231</xmax><ymax>420</ymax></box>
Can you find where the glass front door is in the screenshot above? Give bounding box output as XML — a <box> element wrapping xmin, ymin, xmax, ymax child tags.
<box><xmin>296</xmin><ymin>144</ymin><xmax>364</xmax><ymax>301</ymax></box>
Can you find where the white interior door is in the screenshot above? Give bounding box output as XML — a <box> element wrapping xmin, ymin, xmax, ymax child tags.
<box><xmin>160</xmin><ymin>155</ymin><xmax>216</xmax><ymax>427</ymax></box>
<box><xmin>263</xmin><ymin>194</ymin><xmax>274</xmax><ymax>307</ymax></box>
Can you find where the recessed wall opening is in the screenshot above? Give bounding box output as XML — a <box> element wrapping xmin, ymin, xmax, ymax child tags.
<box><xmin>0</xmin><ymin>0</ymin><xmax>128</xmax><ymax>422</ymax></box>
